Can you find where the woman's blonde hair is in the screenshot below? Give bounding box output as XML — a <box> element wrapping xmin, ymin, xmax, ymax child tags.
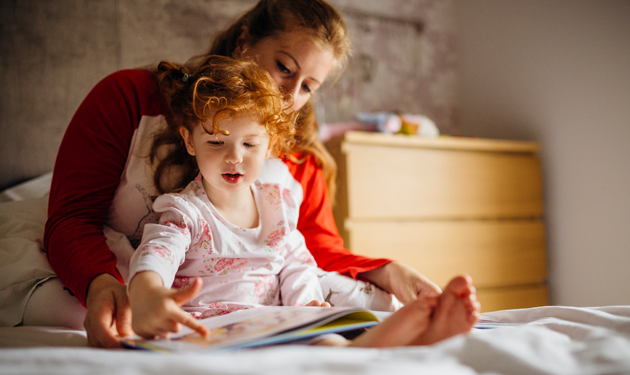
<box><xmin>151</xmin><ymin>55</ymin><xmax>297</xmax><ymax>194</ymax></box>
<box><xmin>187</xmin><ymin>0</ymin><xmax>352</xmax><ymax>202</ymax></box>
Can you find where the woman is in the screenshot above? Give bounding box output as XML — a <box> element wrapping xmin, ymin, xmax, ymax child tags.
<box><xmin>41</xmin><ymin>0</ymin><xmax>440</xmax><ymax>348</ymax></box>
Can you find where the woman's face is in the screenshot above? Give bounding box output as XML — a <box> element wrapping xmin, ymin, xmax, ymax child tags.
<box><xmin>240</xmin><ymin>31</ymin><xmax>336</xmax><ymax>113</ymax></box>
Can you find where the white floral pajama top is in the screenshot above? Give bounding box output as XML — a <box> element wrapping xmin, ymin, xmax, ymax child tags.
<box><xmin>129</xmin><ymin>174</ymin><xmax>323</xmax><ymax>319</ymax></box>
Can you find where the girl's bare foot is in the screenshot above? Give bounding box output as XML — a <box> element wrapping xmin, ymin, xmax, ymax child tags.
<box><xmin>348</xmin><ymin>296</ymin><xmax>438</xmax><ymax>348</ymax></box>
<box><xmin>314</xmin><ymin>275</ymin><xmax>479</xmax><ymax>348</ymax></box>
<box><xmin>411</xmin><ymin>275</ymin><xmax>480</xmax><ymax>346</ymax></box>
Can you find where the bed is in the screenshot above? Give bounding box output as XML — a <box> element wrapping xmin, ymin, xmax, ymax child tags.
<box><xmin>1</xmin><ymin>176</ymin><xmax>630</xmax><ymax>375</ymax></box>
<box><xmin>1</xmin><ymin>306</ymin><xmax>630</xmax><ymax>374</ymax></box>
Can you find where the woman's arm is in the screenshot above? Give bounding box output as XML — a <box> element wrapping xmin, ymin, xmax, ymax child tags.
<box><xmin>285</xmin><ymin>154</ymin><xmax>391</xmax><ymax>278</ymax></box>
<box><xmin>44</xmin><ymin>69</ymin><xmax>163</xmax><ymax>306</ymax></box>
<box><xmin>44</xmin><ymin>70</ymin><xmax>165</xmax><ymax>347</ymax></box>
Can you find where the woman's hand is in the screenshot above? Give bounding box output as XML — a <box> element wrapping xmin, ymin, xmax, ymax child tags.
<box><xmin>128</xmin><ymin>273</ymin><xmax>209</xmax><ymax>339</ymax></box>
<box><xmin>358</xmin><ymin>262</ymin><xmax>442</xmax><ymax>305</ymax></box>
<box><xmin>84</xmin><ymin>273</ymin><xmax>133</xmax><ymax>348</ymax></box>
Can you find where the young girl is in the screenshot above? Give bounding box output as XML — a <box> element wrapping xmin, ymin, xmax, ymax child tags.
<box><xmin>128</xmin><ymin>55</ymin><xmax>481</xmax><ymax>346</ymax></box>
<box><xmin>129</xmin><ymin>55</ymin><xmax>329</xmax><ymax>337</ymax></box>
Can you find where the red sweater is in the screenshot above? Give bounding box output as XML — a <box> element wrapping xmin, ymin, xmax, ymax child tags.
<box><xmin>44</xmin><ymin>70</ymin><xmax>391</xmax><ymax>306</ymax></box>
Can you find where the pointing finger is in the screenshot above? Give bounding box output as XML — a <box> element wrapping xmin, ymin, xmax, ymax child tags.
<box><xmin>176</xmin><ymin>311</ymin><xmax>209</xmax><ymax>337</ymax></box>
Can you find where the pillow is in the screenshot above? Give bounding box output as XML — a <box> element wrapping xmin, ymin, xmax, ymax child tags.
<box><xmin>0</xmin><ymin>173</ymin><xmax>53</xmax><ymax>202</ymax></box>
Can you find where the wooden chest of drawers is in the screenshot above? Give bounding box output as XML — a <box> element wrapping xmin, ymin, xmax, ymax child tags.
<box><xmin>325</xmin><ymin>131</ymin><xmax>548</xmax><ymax>312</ymax></box>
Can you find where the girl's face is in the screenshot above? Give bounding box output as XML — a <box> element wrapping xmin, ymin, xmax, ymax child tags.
<box><xmin>239</xmin><ymin>31</ymin><xmax>336</xmax><ymax>113</ymax></box>
<box><xmin>180</xmin><ymin>113</ymin><xmax>271</xmax><ymax>204</ymax></box>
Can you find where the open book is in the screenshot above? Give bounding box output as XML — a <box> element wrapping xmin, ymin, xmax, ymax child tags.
<box><xmin>120</xmin><ymin>306</ymin><xmax>389</xmax><ymax>353</ymax></box>
<box><xmin>120</xmin><ymin>306</ymin><xmax>517</xmax><ymax>353</ymax></box>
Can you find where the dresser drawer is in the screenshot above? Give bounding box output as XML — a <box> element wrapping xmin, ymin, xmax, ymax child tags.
<box><xmin>342</xmin><ymin>142</ymin><xmax>543</xmax><ymax>220</ymax></box>
<box><xmin>347</xmin><ymin>219</ymin><xmax>547</xmax><ymax>289</ymax></box>
<box><xmin>477</xmin><ymin>284</ymin><xmax>549</xmax><ymax>312</ymax></box>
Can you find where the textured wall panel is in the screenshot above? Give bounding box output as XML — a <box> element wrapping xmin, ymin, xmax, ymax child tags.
<box><xmin>0</xmin><ymin>0</ymin><xmax>457</xmax><ymax>190</ymax></box>
<box><xmin>0</xmin><ymin>0</ymin><xmax>118</xmax><ymax>190</ymax></box>
<box><xmin>324</xmin><ymin>0</ymin><xmax>458</xmax><ymax>134</ymax></box>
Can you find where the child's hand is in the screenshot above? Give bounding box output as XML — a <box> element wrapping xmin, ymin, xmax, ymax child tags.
<box><xmin>129</xmin><ymin>273</ymin><xmax>209</xmax><ymax>339</ymax></box>
<box><xmin>306</xmin><ymin>300</ymin><xmax>331</xmax><ymax>308</ymax></box>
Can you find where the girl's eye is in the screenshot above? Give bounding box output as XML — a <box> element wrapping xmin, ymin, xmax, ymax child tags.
<box><xmin>302</xmin><ymin>83</ymin><xmax>312</xmax><ymax>94</ymax></box>
<box><xmin>208</xmin><ymin>140</ymin><xmax>223</xmax><ymax>146</ymax></box>
<box><xmin>244</xmin><ymin>143</ymin><xmax>258</xmax><ymax>148</ymax></box>
<box><xmin>277</xmin><ymin>61</ymin><xmax>290</xmax><ymax>74</ymax></box>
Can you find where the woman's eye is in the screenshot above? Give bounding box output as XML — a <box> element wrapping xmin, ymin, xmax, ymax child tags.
<box><xmin>277</xmin><ymin>62</ymin><xmax>290</xmax><ymax>74</ymax></box>
<box><xmin>302</xmin><ymin>83</ymin><xmax>312</xmax><ymax>94</ymax></box>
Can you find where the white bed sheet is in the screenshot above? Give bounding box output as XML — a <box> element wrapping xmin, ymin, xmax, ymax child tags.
<box><xmin>1</xmin><ymin>305</ymin><xmax>630</xmax><ymax>375</ymax></box>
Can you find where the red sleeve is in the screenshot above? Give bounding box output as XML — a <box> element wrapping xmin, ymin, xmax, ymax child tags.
<box><xmin>44</xmin><ymin>70</ymin><xmax>166</xmax><ymax>306</ymax></box>
<box><xmin>283</xmin><ymin>155</ymin><xmax>392</xmax><ymax>279</ymax></box>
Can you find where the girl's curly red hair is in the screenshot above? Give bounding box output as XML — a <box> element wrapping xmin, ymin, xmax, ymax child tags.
<box><xmin>151</xmin><ymin>55</ymin><xmax>297</xmax><ymax>193</ymax></box>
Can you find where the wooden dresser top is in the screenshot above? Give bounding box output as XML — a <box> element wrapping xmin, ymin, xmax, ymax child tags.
<box><xmin>342</xmin><ymin>131</ymin><xmax>541</xmax><ymax>153</ymax></box>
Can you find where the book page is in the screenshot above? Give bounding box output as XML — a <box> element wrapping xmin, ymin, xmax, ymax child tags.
<box><xmin>121</xmin><ymin>306</ymin><xmax>381</xmax><ymax>353</ymax></box>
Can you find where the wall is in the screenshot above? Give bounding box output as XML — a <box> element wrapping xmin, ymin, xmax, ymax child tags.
<box><xmin>0</xmin><ymin>0</ymin><xmax>457</xmax><ymax>190</ymax></box>
<box><xmin>323</xmin><ymin>0</ymin><xmax>457</xmax><ymax>130</ymax></box>
<box><xmin>455</xmin><ymin>0</ymin><xmax>630</xmax><ymax>306</ymax></box>
<box><xmin>3</xmin><ymin>0</ymin><xmax>628</xmax><ymax>307</ymax></box>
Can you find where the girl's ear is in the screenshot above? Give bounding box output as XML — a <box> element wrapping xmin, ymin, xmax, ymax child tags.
<box><xmin>179</xmin><ymin>127</ymin><xmax>196</xmax><ymax>156</ymax></box>
<box><xmin>234</xmin><ymin>26</ymin><xmax>249</xmax><ymax>57</ymax></box>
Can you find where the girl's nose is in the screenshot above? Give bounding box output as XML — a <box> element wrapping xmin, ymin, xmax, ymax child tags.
<box><xmin>225</xmin><ymin>146</ymin><xmax>243</xmax><ymax>164</ymax></box>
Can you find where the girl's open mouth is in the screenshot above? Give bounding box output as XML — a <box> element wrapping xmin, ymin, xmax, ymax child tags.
<box><xmin>222</xmin><ymin>173</ymin><xmax>243</xmax><ymax>184</ymax></box>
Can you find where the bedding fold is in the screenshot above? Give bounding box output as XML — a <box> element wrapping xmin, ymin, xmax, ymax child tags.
<box><xmin>0</xmin><ymin>197</ymin><xmax>56</xmax><ymax>327</ymax></box>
